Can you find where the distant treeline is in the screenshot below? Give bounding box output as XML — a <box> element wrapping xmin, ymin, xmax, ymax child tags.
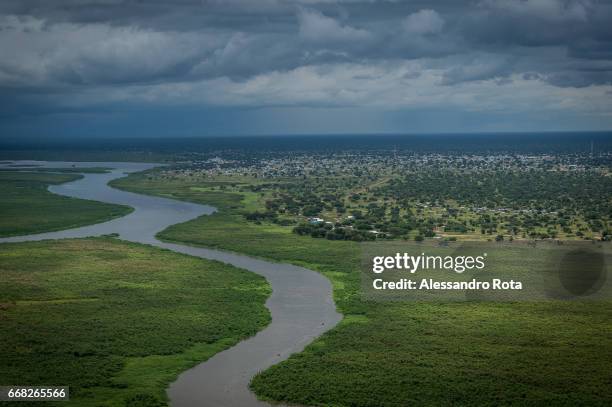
<box><xmin>2</xmin><ymin>132</ymin><xmax>611</xmax><ymax>157</ymax></box>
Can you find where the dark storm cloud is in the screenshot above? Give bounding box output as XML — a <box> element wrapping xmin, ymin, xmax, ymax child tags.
<box><xmin>2</xmin><ymin>0</ymin><xmax>611</xmax><ymax>86</ymax></box>
<box><xmin>0</xmin><ymin>0</ymin><xmax>611</xmax><ymax>125</ymax></box>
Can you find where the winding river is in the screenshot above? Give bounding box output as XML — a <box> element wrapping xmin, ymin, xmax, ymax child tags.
<box><xmin>0</xmin><ymin>160</ymin><xmax>342</xmax><ymax>407</ymax></box>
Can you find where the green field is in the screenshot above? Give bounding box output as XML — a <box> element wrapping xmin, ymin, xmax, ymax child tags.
<box><xmin>113</xmin><ymin>170</ymin><xmax>612</xmax><ymax>406</ymax></box>
<box><xmin>0</xmin><ymin>238</ymin><xmax>270</xmax><ymax>406</ymax></box>
<box><xmin>0</xmin><ymin>172</ymin><xmax>132</xmax><ymax>237</ymax></box>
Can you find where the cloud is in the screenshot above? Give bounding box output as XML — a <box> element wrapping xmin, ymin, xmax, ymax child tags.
<box><xmin>480</xmin><ymin>0</ymin><xmax>590</xmax><ymax>22</ymax></box>
<box><xmin>403</xmin><ymin>9</ymin><xmax>445</xmax><ymax>35</ymax></box>
<box><xmin>441</xmin><ymin>54</ymin><xmax>513</xmax><ymax>85</ymax></box>
<box><xmin>466</xmin><ymin>0</ymin><xmax>595</xmax><ymax>47</ymax></box>
<box><xmin>297</xmin><ymin>8</ymin><xmax>371</xmax><ymax>43</ymax></box>
<box><xmin>0</xmin><ymin>0</ymin><xmax>611</xmax><ymax>134</ymax></box>
<box><xmin>0</xmin><ymin>15</ymin><xmax>222</xmax><ymax>86</ymax></box>
<box><xmin>35</xmin><ymin>61</ymin><xmax>608</xmax><ymax>117</ymax></box>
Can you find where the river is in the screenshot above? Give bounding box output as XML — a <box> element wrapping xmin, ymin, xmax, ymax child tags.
<box><xmin>0</xmin><ymin>160</ymin><xmax>342</xmax><ymax>407</ymax></box>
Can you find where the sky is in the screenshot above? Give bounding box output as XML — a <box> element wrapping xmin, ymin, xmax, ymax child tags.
<box><xmin>0</xmin><ymin>0</ymin><xmax>611</xmax><ymax>137</ymax></box>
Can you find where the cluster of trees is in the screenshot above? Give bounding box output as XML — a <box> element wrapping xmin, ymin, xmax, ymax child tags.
<box><xmin>377</xmin><ymin>170</ymin><xmax>611</xmax><ymax>236</ymax></box>
<box><xmin>380</xmin><ymin>170</ymin><xmax>611</xmax><ymax>216</ymax></box>
<box><xmin>247</xmin><ymin>178</ymin><xmax>360</xmax><ymax>217</ymax></box>
<box><xmin>244</xmin><ymin>210</ymin><xmax>277</xmax><ymax>222</ymax></box>
<box><xmin>292</xmin><ymin>222</ymin><xmax>379</xmax><ymax>241</ymax></box>
<box><xmin>245</xmin><ymin>190</ymin><xmax>439</xmax><ymax>239</ymax></box>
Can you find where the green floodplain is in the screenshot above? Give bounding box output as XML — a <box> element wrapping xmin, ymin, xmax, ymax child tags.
<box><xmin>0</xmin><ymin>238</ymin><xmax>270</xmax><ymax>406</ymax></box>
<box><xmin>0</xmin><ymin>167</ymin><xmax>611</xmax><ymax>406</ymax></box>
<box><xmin>110</xmin><ymin>170</ymin><xmax>612</xmax><ymax>406</ymax></box>
<box><xmin>0</xmin><ymin>171</ymin><xmax>132</xmax><ymax>237</ymax></box>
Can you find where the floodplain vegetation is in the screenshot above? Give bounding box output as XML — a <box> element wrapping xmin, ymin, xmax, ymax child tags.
<box><xmin>0</xmin><ymin>238</ymin><xmax>270</xmax><ymax>406</ymax></box>
<box><xmin>0</xmin><ymin>171</ymin><xmax>132</xmax><ymax>237</ymax></box>
<box><xmin>113</xmin><ymin>168</ymin><xmax>612</xmax><ymax>406</ymax></box>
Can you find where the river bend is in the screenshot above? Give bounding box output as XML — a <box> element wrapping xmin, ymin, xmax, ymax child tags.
<box><xmin>0</xmin><ymin>161</ymin><xmax>342</xmax><ymax>407</ymax></box>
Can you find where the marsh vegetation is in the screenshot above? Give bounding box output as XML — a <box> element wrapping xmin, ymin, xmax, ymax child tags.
<box><xmin>0</xmin><ymin>238</ymin><xmax>270</xmax><ymax>406</ymax></box>
<box><xmin>0</xmin><ymin>171</ymin><xmax>132</xmax><ymax>237</ymax></box>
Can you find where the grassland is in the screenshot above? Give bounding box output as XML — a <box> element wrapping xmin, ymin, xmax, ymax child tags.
<box><xmin>0</xmin><ymin>238</ymin><xmax>270</xmax><ymax>406</ymax></box>
<box><xmin>0</xmin><ymin>171</ymin><xmax>132</xmax><ymax>237</ymax></box>
<box><xmin>113</xmin><ymin>170</ymin><xmax>612</xmax><ymax>406</ymax></box>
